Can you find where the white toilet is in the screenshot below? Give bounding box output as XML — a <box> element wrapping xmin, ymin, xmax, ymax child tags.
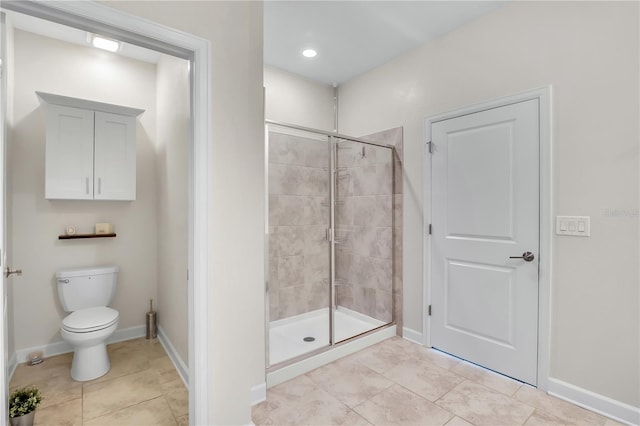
<box><xmin>56</xmin><ymin>265</ymin><xmax>120</xmax><ymax>381</ymax></box>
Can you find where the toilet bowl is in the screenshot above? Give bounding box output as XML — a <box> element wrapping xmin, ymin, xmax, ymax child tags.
<box><xmin>60</xmin><ymin>306</ymin><xmax>119</xmax><ymax>381</ymax></box>
<box><xmin>56</xmin><ymin>266</ymin><xmax>119</xmax><ymax>382</ymax></box>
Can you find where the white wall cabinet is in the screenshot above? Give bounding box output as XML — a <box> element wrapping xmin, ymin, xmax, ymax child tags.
<box><xmin>38</xmin><ymin>92</ymin><xmax>144</xmax><ymax>201</ymax></box>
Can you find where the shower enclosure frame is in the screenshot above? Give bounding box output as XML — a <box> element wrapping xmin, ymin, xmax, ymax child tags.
<box><xmin>265</xmin><ymin>119</ymin><xmax>397</xmax><ymax>370</ymax></box>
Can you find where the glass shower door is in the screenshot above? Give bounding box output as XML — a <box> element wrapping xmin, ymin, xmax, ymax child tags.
<box><xmin>333</xmin><ymin>138</ymin><xmax>394</xmax><ymax>343</ymax></box>
<box><xmin>266</xmin><ymin>125</ymin><xmax>331</xmax><ymax>366</ymax></box>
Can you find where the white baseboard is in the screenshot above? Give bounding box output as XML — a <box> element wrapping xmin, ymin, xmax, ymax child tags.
<box><xmin>251</xmin><ymin>382</ymin><xmax>266</xmax><ymax>406</ymax></box>
<box><xmin>157</xmin><ymin>325</ymin><xmax>189</xmax><ymax>389</ymax></box>
<box><xmin>402</xmin><ymin>326</ymin><xmax>423</xmax><ymax>345</ymax></box>
<box><xmin>267</xmin><ymin>325</ymin><xmax>396</xmax><ymax>388</ymax></box>
<box><xmin>7</xmin><ymin>352</ymin><xmax>17</xmax><ymax>383</ymax></box>
<box><xmin>548</xmin><ymin>378</ymin><xmax>640</xmax><ymax>425</ymax></box>
<box><xmin>13</xmin><ymin>325</ymin><xmax>146</xmax><ymax>366</ymax></box>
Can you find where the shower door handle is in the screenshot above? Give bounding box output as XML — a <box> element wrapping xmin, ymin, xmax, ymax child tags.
<box><xmin>325</xmin><ymin>228</ymin><xmax>333</xmax><ymax>242</ymax></box>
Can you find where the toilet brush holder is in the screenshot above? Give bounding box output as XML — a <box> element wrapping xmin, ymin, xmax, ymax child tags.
<box><xmin>146</xmin><ymin>299</ymin><xmax>157</xmax><ymax>339</ymax></box>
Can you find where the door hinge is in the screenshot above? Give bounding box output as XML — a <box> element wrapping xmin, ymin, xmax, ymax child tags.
<box><xmin>428</xmin><ymin>305</ymin><xmax>432</xmax><ymax>316</ymax></box>
<box><xmin>426</xmin><ymin>141</ymin><xmax>433</xmax><ymax>154</ymax></box>
<box><xmin>428</xmin><ymin>224</ymin><xmax>432</xmax><ymax>235</ymax></box>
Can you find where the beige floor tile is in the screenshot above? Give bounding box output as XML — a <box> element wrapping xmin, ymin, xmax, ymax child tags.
<box><xmin>306</xmin><ymin>357</ymin><xmax>394</xmax><ymax>407</ymax></box>
<box><xmin>451</xmin><ymin>361</ymin><xmax>522</xmax><ymax>396</ymax></box>
<box><xmin>383</xmin><ymin>357</ymin><xmax>465</xmax><ymax>402</ymax></box>
<box><xmin>11</xmin><ymin>353</ymin><xmax>74</xmax><ymax>388</ymax></box>
<box><xmin>340</xmin><ymin>410</ymin><xmax>372</xmax><ymax>425</ymax></box>
<box><xmin>354</xmin><ymin>383</ymin><xmax>454</xmax><ymax>426</ymax></box>
<box><xmin>176</xmin><ymin>414</ymin><xmax>190</xmax><ymax>426</ymax></box>
<box><xmin>84</xmin><ymin>396</ymin><xmax>177</xmax><ymax>426</ymax></box>
<box><xmin>10</xmin><ymin>360</ymin><xmax>82</xmax><ymax>410</ymax></box>
<box><xmin>88</xmin><ymin>338</ymin><xmax>166</xmax><ymax>385</ymax></box>
<box><xmin>348</xmin><ymin>338</ymin><xmax>415</xmax><ymax>374</ymax></box>
<box><xmin>514</xmin><ymin>386</ymin><xmax>607</xmax><ymax>425</ymax></box>
<box><xmin>83</xmin><ymin>369</ymin><xmax>165</xmax><ymax>420</ymax></box>
<box><xmin>524</xmin><ymin>409</ymin><xmax>576</xmax><ymax>425</ymax></box>
<box><xmin>151</xmin><ymin>353</ymin><xmax>180</xmax><ymax>373</ymax></box>
<box><xmin>157</xmin><ymin>367</ymin><xmax>187</xmax><ymax>394</ymax></box>
<box><xmin>390</xmin><ymin>338</ymin><xmax>461</xmax><ymax>370</ymax></box>
<box><xmin>10</xmin><ymin>339</ymin><xmax>187</xmax><ymax>425</ymax></box>
<box><xmin>436</xmin><ymin>380</ymin><xmax>535</xmax><ymax>426</ymax></box>
<box><xmin>603</xmin><ymin>418</ymin><xmax>626</xmax><ymax>426</ymax></box>
<box><xmin>165</xmin><ymin>389</ymin><xmax>189</xmax><ymax>418</ymax></box>
<box><xmin>252</xmin><ymin>375</ymin><xmax>355</xmax><ymax>425</ymax></box>
<box><xmin>445</xmin><ymin>416</ymin><xmax>475</xmax><ymax>426</ymax></box>
<box><xmin>33</xmin><ymin>397</ymin><xmax>82</xmax><ymax>426</ymax></box>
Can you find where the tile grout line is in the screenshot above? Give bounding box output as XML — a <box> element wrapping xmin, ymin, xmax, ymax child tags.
<box><xmin>84</xmin><ymin>395</ymin><xmax>167</xmax><ymax>423</ymax></box>
<box><xmin>521</xmin><ymin>409</ymin><xmax>537</xmax><ymax>426</ymax></box>
<box><xmin>162</xmin><ymin>393</ymin><xmax>180</xmax><ymax>426</ymax></box>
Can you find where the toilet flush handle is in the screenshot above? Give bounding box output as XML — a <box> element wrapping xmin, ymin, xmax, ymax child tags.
<box><xmin>5</xmin><ymin>267</ymin><xmax>22</xmax><ymax>278</ymax></box>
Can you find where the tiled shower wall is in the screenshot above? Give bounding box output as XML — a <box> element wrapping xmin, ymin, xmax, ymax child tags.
<box><xmin>334</xmin><ymin>127</ymin><xmax>403</xmax><ymax>326</ymax></box>
<box><xmin>268</xmin><ymin>128</ymin><xmax>403</xmax><ymax>329</ymax></box>
<box><xmin>268</xmin><ymin>131</ymin><xmax>330</xmax><ymax>321</ymax></box>
<box><xmin>359</xmin><ymin>127</ymin><xmax>403</xmax><ymax>333</ymax></box>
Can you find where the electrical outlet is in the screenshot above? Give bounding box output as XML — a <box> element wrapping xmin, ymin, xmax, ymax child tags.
<box><xmin>556</xmin><ymin>216</ymin><xmax>590</xmax><ymax>236</ymax></box>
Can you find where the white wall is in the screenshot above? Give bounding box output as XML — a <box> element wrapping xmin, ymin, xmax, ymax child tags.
<box><xmin>155</xmin><ymin>54</ymin><xmax>189</xmax><ymax>364</ymax></box>
<box><xmin>264</xmin><ymin>66</ymin><xmax>334</xmax><ymax>132</ymax></box>
<box><xmin>103</xmin><ymin>2</ymin><xmax>265</xmax><ymax>424</ymax></box>
<box><xmin>9</xmin><ymin>30</ymin><xmax>158</xmax><ymax>352</ymax></box>
<box><xmin>338</xmin><ymin>0</ymin><xmax>639</xmax><ymax>410</ymax></box>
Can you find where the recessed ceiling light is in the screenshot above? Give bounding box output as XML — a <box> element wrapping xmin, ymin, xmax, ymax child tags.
<box><xmin>302</xmin><ymin>49</ymin><xmax>317</xmax><ymax>58</ymax></box>
<box><xmin>88</xmin><ymin>34</ymin><xmax>121</xmax><ymax>52</ymax></box>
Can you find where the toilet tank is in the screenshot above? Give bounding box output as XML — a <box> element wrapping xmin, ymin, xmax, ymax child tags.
<box><xmin>56</xmin><ymin>266</ymin><xmax>119</xmax><ymax>312</ymax></box>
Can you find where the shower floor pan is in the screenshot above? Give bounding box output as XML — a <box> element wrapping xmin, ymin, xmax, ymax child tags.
<box><xmin>269</xmin><ymin>307</ymin><xmax>385</xmax><ymax>366</ymax></box>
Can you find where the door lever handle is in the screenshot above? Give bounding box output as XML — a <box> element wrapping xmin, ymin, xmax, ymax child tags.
<box><xmin>509</xmin><ymin>252</ymin><xmax>535</xmax><ymax>262</ymax></box>
<box><xmin>5</xmin><ymin>267</ymin><xmax>22</xmax><ymax>278</ymax></box>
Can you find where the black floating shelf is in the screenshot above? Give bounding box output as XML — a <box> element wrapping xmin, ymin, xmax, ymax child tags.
<box><xmin>58</xmin><ymin>233</ymin><xmax>116</xmax><ymax>240</ymax></box>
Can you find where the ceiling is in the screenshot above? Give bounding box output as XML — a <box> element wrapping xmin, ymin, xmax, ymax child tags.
<box><xmin>7</xmin><ymin>2</ymin><xmax>503</xmax><ymax>85</ymax></box>
<box><xmin>264</xmin><ymin>1</ymin><xmax>503</xmax><ymax>85</ymax></box>
<box><xmin>5</xmin><ymin>10</ymin><xmax>161</xmax><ymax>64</ymax></box>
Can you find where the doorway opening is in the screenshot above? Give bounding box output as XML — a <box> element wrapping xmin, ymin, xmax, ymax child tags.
<box><xmin>0</xmin><ymin>2</ymin><xmax>211</xmax><ymax>423</ymax></box>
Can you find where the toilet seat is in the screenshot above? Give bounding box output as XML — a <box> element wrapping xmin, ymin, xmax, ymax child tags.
<box><xmin>62</xmin><ymin>307</ymin><xmax>119</xmax><ymax>333</ymax></box>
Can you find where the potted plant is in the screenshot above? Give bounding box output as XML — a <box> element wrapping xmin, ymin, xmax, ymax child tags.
<box><xmin>9</xmin><ymin>387</ymin><xmax>42</xmax><ymax>426</ymax></box>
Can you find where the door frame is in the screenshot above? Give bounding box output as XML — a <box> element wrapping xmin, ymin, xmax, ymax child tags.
<box><xmin>0</xmin><ymin>1</ymin><xmax>212</xmax><ymax>423</ymax></box>
<box><xmin>0</xmin><ymin>11</ymin><xmax>8</xmax><ymax>424</ymax></box>
<box><xmin>423</xmin><ymin>87</ymin><xmax>552</xmax><ymax>390</ymax></box>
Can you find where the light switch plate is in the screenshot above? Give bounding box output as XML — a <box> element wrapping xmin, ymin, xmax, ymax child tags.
<box><xmin>556</xmin><ymin>216</ymin><xmax>590</xmax><ymax>236</ymax></box>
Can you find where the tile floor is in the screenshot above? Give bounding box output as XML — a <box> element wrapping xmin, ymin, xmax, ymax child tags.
<box><xmin>253</xmin><ymin>337</ymin><xmax>622</xmax><ymax>426</ymax></box>
<box><xmin>9</xmin><ymin>338</ymin><xmax>188</xmax><ymax>426</ymax></box>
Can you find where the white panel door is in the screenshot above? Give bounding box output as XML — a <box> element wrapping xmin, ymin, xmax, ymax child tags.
<box><xmin>431</xmin><ymin>99</ymin><xmax>540</xmax><ymax>385</ymax></box>
<box><xmin>44</xmin><ymin>105</ymin><xmax>94</xmax><ymax>200</ymax></box>
<box><xmin>94</xmin><ymin>111</ymin><xmax>136</xmax><ymax>201</ymax></box>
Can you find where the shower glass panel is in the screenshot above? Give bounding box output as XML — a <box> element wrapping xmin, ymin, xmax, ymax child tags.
<box><xmin>266</xmin><ymin>125</ymin><xmax>331</xmax><ymax>366</ymax></box>
<box><xmin>334</xmin><ymin>139</ymin><xmax>394</xmax><ymax>342</ymax></box>
<box><xmin>266</xmin><ymin>122</ymin><xmax>395</xmax><ymax>368</ymax></box>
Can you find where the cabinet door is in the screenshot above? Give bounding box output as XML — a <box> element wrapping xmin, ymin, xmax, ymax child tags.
<box><xmin>94</xmin><ymin>111</ymin><xmax>136</xmax><ymax>200</ymax></box>
<box><xmin>45</xmin><ymin>105</ymin><xmax>95</xmax><ymax>200</ymax></box>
